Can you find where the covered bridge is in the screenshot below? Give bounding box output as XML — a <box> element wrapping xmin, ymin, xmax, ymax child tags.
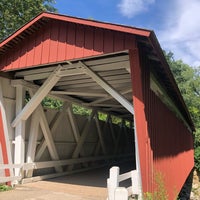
<box><xmin>0</xmin><ymin>12</ymin><xmax>194</xmax><ymax>199</ymax></box>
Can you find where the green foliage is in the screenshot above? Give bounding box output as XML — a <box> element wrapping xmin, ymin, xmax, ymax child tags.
<box><xmin>194</xmin><ymin>146</ymin><xmax>200</xmax><ymax>171</ymax></box>
<box><xmin>98</xmin><ymin>112</ymin><xmax>108</xmax><ymax>121</ymax></box>
<box><xmin>143</xmin><ymin>172</ymin><xmax>168</xmax><ymax>200</ymax></box>
<box><xmin>42</xmin><ymin>97</ymin><xmax>63</xmax><ymax>110</ymax></box>
<box><xmin>0</xmin><ymin>0</ymin><xmax>57</xmax><ymax>41</ymax></box>
<box><xmin>111</xmin><ymin>115</ymin><xmax>122</xmax><ymax>125</ymax></box>
<box><xmin>0</xmin><ymin>184</ymin><xmax>12</xmax><ymax>192</ymax></box>
<box><xmin>164</xmin><ymin>51</ymin><xmax>200</xmax><ymax>171</ymax></box>
<box><xmin>72</xmin><ymin>104</ymin><xmax>92</xmax><ymax>116</ymax></box>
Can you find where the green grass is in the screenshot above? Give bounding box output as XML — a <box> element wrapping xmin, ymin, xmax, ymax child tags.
<box><xmin>0</xmin><ymin>184</ymin><xmax>12</xmax><ymax>192</ymax></box>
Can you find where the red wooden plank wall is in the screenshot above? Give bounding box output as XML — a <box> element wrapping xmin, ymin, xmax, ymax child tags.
<box><xmin>0</xmin><ymin>19</ymin><xmax>136</xmax><ymax>71</ymax></box>
<box><xmin>0</xmin><ymin>109</ymin><xmax>10</xmax><ymax>178</ymax></box>
<box><xmin>130</xmin><ymin>49</ymin><xmax>194</xmax><ymax>199</ymax></box>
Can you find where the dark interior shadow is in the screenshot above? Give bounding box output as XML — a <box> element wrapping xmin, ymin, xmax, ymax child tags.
<box><xmin>178</xmin><ymin>168</ymin><xmax>194</xmax><ymax>199</ymax></box>
<box><xmin>47</xmin><ymin>161</ymin><xmax>136</xmax><ymax>188</ymax></box>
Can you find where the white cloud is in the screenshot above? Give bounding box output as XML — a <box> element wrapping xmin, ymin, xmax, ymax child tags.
<box><xmin>118</xmin><ymin>0</ymin><xmax>155</xmax><ymax>18</ymax></box>
<box><xmin>158</xmin><ymin>0</ymin><xmax>200</xmax><ymax>67</ymax></box>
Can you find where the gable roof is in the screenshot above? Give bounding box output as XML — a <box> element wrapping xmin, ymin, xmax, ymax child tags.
<box><xmin>0</xmin><ymin>12</ymin><xmax>151</xmax><ymax>52</ymax></box>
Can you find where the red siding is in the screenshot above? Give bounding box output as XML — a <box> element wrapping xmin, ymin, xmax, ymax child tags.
<box><xmin>0</xmin><ymin>109</ymin><xmax>10</xmax><ymax>178</ymax></box>
<box><xmin>130</xmin><ymin>49</ymin><xmax>194</xmax><ymax>199</ymax></box>
<box><xmin>0</xmin><ymin>19</ymin><xmax>136</xmax><ymax>71</ymax></box>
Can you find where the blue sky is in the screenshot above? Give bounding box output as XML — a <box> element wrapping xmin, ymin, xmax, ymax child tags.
<box><xmin>55</xmin><ymin>0</ymin><xmax>200</xmax><ymax>67</ymax></box>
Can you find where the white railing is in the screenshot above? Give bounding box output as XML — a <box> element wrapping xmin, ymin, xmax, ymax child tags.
<box><xmin>0</xmin><ymin>164</ymin><xmax>22</xmax><ymax>185</ymax></box>
<box><xmin>107</xmin><ymin>166</ymin><xmax>142</xmax><ymax>200</ymax></box>
<box><xmin>0</xmin><ymin>154</ymin><xmax>132</xmax><ymax>185</ymax></box>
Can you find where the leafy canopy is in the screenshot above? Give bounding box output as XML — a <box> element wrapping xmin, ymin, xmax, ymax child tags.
<box><xmin>0</xmin><ymin>0</ymin><xmax>57</xmax><ymax>41</ymax></box>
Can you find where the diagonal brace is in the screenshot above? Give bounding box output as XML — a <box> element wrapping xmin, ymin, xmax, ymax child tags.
<box><xmin>78</xmin><ymin>61</ymin><xmax>134</xmax><ymax>115</ymax></box>
<box><xmin>12</xmin><ymin>65</ymin><xmax>63</xmax><ymax>127</ymax></box>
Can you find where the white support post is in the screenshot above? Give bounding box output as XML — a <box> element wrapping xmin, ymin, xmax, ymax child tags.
<box><xmin>78</xmin><ymin>61</ymin><xmax>134</xmax><ymax>115</ymax></box>
<box><xmin>114</xmin><ymin>188</ymin><xmax>128</xmax><ymax>200</ymax></box>
<box><xmin>25</xmin><ymin>108</ymin><xmax>40</xmax><ymax>178</ymax></box>
<box><xmin>131</xmin><ymin>170</ymin><xmax>142</xmax><ymax>198</ymax></box>
<box><xmin>14</xmin><ymin>85</ymin><xmax>26</xmax><ymax>177</ymax></box>
<box><xmin>133</xmin><ymin>116</ymin><xmax>143</xmax><ymax>200</ymax></box>
<box><xmin>12</xmin><ymin>65</ymin><xmax>62</xmax><ymax>128</ymax></box>
<box><xmin>107</xmin><ymin>166</ymin><xmax>119</xmax><ymax>200</ymax></box>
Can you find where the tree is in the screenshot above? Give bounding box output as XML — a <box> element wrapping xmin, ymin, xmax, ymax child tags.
<box><xmin>0</xmin><ymin>0</ymin><xmax>57</xmax><ymax>41</ymax></box>
<box><xmin>165</xmin><ymin>51</ymin><xmax>200</xmax><ymax>171</ymax></box>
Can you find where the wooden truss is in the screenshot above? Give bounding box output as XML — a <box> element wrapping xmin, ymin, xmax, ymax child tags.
<box><xmin>0</xmin><ymin>51</ymin><xmax>141</xmax><ymax>185</ymax></box>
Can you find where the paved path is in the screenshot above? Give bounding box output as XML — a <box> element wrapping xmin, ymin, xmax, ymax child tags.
<box><xmin>0</xmin><ymin>167</ymin><xmax>109</xmax><ymax>200</ymax></box>
<box><xmin>0</xmin><ymin>162</ymin><xmax>134</xmax><ymax>200</ymax></box>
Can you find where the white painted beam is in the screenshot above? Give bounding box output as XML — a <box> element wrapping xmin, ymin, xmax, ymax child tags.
<box><xmin>78</xmin><ymin>61</ymin><xmax>134</xmax><ymax>115</ymax></box>
<box><xmin>25</xmin><ymin>108</ymin><xmax>40</xmax><ymax>178</ymax></box>
<box><xmin>38</xmin><ymin>105</ymin><xmax>63</xmax><ymax>173</ymax></box>
<box><xmin>70</xmin><ymin>110</ymin><xmax>96</xmax><ymax>160</ymax></box>
<box><xmin>14</xmin><ymin>85</ymin><xmax>26</xmax><ymax>177</ymax></box>
<box><xmin>51</xmin><ymin>90</ymin><xmax>108</xmax><ymax>97</ymax></box>
<box><xmin>11</xmin><ymin>65</ymin><xmax>63</xmax><ymax>127</ymax></box>
<box><xmin>34</xmin><ymin>103</ymin><xmax>69</xmax><ymax>161</ymax></box>
<box><xmin>95</xmin><ymin>115</ymin><xmax>107</xmax><ymax>155</ymax></box>
<box><xmin>89</xmin><ymin>88</ymin><xmax>132</xmax><ymax>105</ymax></box>
<box><xmin>67</xmin><ymin>105</ymin><xmax>88</xmax><ymax>170</ymax></box>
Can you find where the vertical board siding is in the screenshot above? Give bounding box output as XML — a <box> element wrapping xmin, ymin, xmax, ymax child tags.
<box><xmin>49</xmin><ymin>20</ymin><xmax>59</xmax><ymax>63</ymax></box>
<box><xmin>41</xmin><ymin>25</ymin><xmax>50</xmax><ymax>64</ymax></box>
<box><xmin>0</xmin><ymin>109</ymin><xmax>10</xmax><ymax>178</ymax></box>
<box><xmin>149</xmin><ymin>90</ymin><xmax>194</xmax><ymax>199</ymax></box>
<box><xmin>57</xmin><ymin>21</ymin><xmax>67</xmax><ymax>61</ymax></box>
<box><xmin>0</xmin><ymin>19</ymin><xmax>136</xmax><ymax>71</ymax></box>
<box><xmin>130</xmin><ymin>48</ymin><xmax>194</xmax><ymax>199</ymax></box>
<box><xmin>129</xmin><ymin>49</ymin><xmax>152</xmax><ymax>193</ymax></box>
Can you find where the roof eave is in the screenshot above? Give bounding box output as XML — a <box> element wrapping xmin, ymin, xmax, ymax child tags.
<box><xmin>148</xmin><ymin>32</ymin><xmax>195</xmax><ymax>131</ymax></box>
<box><xmin>0</xmin><ymin>12</ymin><xmax>151</xmax><ymax>49</ymax></box>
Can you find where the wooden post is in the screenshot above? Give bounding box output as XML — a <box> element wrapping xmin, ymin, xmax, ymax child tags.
<box><xmin>131</xmin><ymin>170</ymin><xmax>142</xmax><ymax>200</ymax></box>
<box><xmin>115</xmin><ymin>187</ymin><xmax>128</xmax><ymax>200</ymax></box>
<box><xmin>107</xmin><ymin>166</ymin><xmax>119</xmax><ymax>200</ymax></box>
<box><xmin>95</xmin><ymin>114</ymin><xmax>107</xmax><ymax>155</ymax></box>
<box><xmin>14</xmin><ymin>85</ymin><xmax>25</xmax><ymax>177</ymax></box>
<box><xmin>25</xmin><ymin>109</ymin><xmax>40</xmax><ymax>177</ymax></box>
